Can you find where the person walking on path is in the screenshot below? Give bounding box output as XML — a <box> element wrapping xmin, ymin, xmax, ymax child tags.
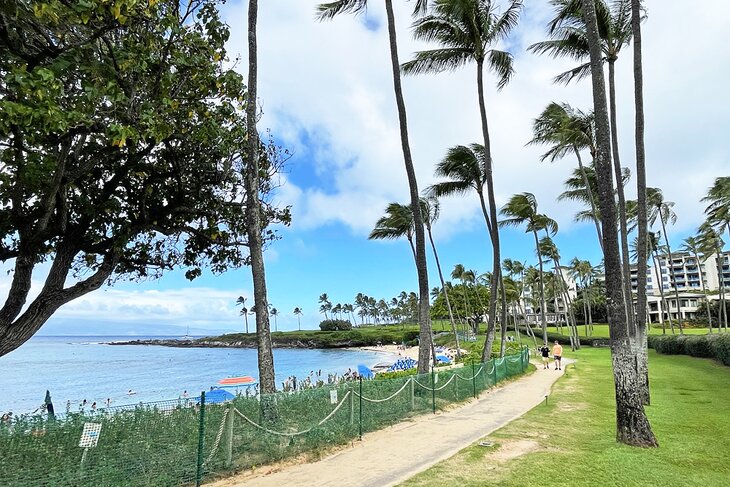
<box><xmin>540</xmin><ymin>344</ymin><xmax>550</xmax><ymax>369</ymax></box>
<box><xmin>552</xmin><ymin>341</ymin><xmax>563</xmax><ymax>370</ymax></box>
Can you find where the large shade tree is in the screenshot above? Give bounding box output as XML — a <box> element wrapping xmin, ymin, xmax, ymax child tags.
<box><xmin>0</xmin><ymin>0</ymin><xmax>289</xmax><ymax>356</ymax></box>
<box><xmin>317</xmin><ymin>0</ymin><xmax>433</xmax><ymax>373</ymax></box>
<box><xmin>403</xmin><ymin>0</ymin><xmax>523</xmax><ymax>363</ymax></box>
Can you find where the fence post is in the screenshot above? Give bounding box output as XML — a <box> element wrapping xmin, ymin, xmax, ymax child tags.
<box><xmin>195</xmin><ymin>391</ymin><xmax>206</xmax><ymax>487</ymax></box>
<box><xmin>358</xmin><ymin>377</ymin><xmax>363</xmax><ymax>441</ymax></box>
<box><xmin>349</xmin><ymin>386</ymin><xmax>354</xmax><ymax>425</ymax></box>
<box><xmin>431</xmin><ymin>365</ymin><xmax>436</xmax><ymax>414</ymax></box>
<box><xmin>472</xmin><ymin>362</ymin><xmax>477</xmax><ymax>398</ymax></box>
<box><xmin>410</xmin><ymin>377</ymin><xmax>415</xmax><ymax>410</ymax></box>
<box><xmin>492</xmin><ymin>359</ymin><xmax>498</xmax><ymax>385</ymax></box>
<box><xmin>225</xmin><ymin>403</ymin><xmax>234</xmax><ymax>468</ymax></box>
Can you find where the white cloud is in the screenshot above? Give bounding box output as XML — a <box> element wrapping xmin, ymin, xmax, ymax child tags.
<box><xmin>221</xmin><ymin>0</ymin><xmax>729</xmax><ymax>241</ymax></box>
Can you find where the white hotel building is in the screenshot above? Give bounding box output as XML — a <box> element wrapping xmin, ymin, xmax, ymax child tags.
<box><xmin>630</xmin><ymin>251</ymin><xmax>730</xmax><ymax>322</ymax></box>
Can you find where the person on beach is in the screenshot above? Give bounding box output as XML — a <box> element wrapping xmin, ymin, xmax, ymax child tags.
<box><xmin>540</xmin><ymin>345</ymin><xmax>550</xmax><ymax>369</ymax></box>
<box><xmin>552</xmin><ymin>341</ymin><xmax>563</xmax><ymax>370</ymax></box>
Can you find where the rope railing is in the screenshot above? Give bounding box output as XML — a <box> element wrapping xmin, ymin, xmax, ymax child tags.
<box><xmin>454</xmin><ymin>365</ymin><xmax>484</xmax><ymax>382</ymax></box>
<box><xmin>352</xmin><ymin>378</ymin><xmax>413</xmax><ymax>403</ymax></box>
<box><xmin>413</xmin><ymin>372</ymin><xmax>457</xmax><ymax>392</ymax></box>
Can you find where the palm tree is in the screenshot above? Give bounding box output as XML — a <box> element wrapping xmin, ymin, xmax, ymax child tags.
<box><xmin>369</xmin><ymin>202</ymin><xmax>416</xmax><ymax>261</ymax></box>
<box><xmin>451</xmin><ymin>263</ymin><xmax>473</xmax><ymax>329</ymax></box>
<box><xmin>698</xmin><ymin>223</ymin><xmax>728</xmax><ymax>332</ymax></box>
<box><xmin>702</xmin><ymin>177</ymin><xmax>730</xmax><ymax>241</ymax></box>
<box><xmin>317</xmin><ymin>0</ymin><xmax>433</xmax><ymax>374</ymax></box>
<box><xmin>529</xmin><ymin>102</ymin><xmax>602</xmax><ymax>248</ymax></box>
<box><xmin>647</xmin><ymin>187</ymin><xmax>683</xmax><ymax>334</ymax></box>
<box><xmin>581</xmin><ymin>0</ymin><xmax>656</xmax><ymax>447</ymax></box>
<box><xmin>530</xmin><ymin>0</ymin><xmax>636</xmax><ymax>334</ymax></box>
<box><xmin>318</xmin><ymin>293</ymin><xmax>332</xmax><ymax>320</ymax></box>
<box><xmin>236</xmin><ymin>296</ymin><xmax>250</xmax><ymax>334</ymax></box>
<box><xmin>539</xmin><ymin>237</ymin><xmax>580</xmax><ymax>349</ymax></box>
<box><xmin>343</xmin><ymin>303</ymin><xmax>356</xmax><ymax>325</ymax></box>
<box><xmin>568</xmin><ymin>258</ymin><xmax>595</xmax><ymax>335</ymax></box>
<box><xmin>293</xmin><ymin>307</ymin><xmax>303</xmax><ymax>331</ymax></box>
<box><xmin>270</xmin><ymin>307</ymin><xmax>279</xmax><ymax>332</ymax></box>
<box><xmin>421</xmin><ymin>197</ymin><xmax>461</xmax><ymax>358</ymax></box>
<box><xmin>499</xmin><ymin>193</ymin><xmax>557</xmax><ymax>345</ymax></box>
<box><xmin>680</xmin><ymin>236</ymin><xmax>713</xmax><ymax>333</ymax></box>
<box><xmin>404</xmin><ymin>0</ymin><xmax>523</xmax><ymax>363</ymax></box>
<box><xmin>630</xmin><ymin>231</ymin><xmax>672</xmax><ymax>334</ymax></box>
<box><xmin>244</xmin><ymin>0</ymin><xmax>276</xmax><ymax>397</ymax></box>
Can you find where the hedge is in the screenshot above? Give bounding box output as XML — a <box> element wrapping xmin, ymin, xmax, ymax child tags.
<box><xmin>648</xmin><ymin>334</ymin><xmax>730</xmax><ymax>366</ymax></box>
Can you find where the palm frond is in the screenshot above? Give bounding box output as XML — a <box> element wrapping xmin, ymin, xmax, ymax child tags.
<box><xmin>487</xmin><ymin>49</ymin><xmax>514</xmax><ymax>90</ymax></box>
<box><xmin>553</xmin><ymin>60</ymin><xmax>594</xmax><ymax>85</ymax></box>
<box><xmin>490</xmin><ymin>0</ymin><xmax>524</xmax><ymax>43</ymax></box>
<box><xmin>427</xmin><ymin>180</ymin><xmax>472</xmax><ymax>198</ymax></box>
<box><xmin>315</xmin><ymin>0</ymin><xmax>368</xmax><ymax>21</ymax></box>
<box><xmin>402</xmin><ymin>48</ymin><xmax>472</xmax><ymax>75</ymax></box>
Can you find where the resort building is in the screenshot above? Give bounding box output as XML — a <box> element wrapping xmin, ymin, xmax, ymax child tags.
<box><xmin>630</xmin><ymin>251</ymin><xmax>730</xmax><ymax>322</ymax></box>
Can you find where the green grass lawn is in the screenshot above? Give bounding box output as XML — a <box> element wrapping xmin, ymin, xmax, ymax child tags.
<box><xmin>546</xmin><ymin>324</ymin><xmax>712</xmax><ymax>338</ymax></box>
<box><xmin>400</xmin><ymin>348</ymin><xmax>730</xmax><ymax>487</ymax></box>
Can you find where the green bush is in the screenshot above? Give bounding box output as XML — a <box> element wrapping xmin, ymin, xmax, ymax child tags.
<box><xmin>648</xmin><ymin>333</ymin><xmax>730</xmax><ymax>366</ymax></box>
<box><xmin>319</xmin><ymin>319</ymin><xmax>353</xmax><ymax>331</ymax></box>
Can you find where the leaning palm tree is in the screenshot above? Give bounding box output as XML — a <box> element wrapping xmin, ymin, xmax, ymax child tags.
<box><xmin>317</xmin><ymin>0</ymin><xmax>433</xmax><ymax>374</ymax></box>
<box><xmin>369</xmin><ymin>202</ymin><xmax>417</xmax><ymax>261</ymax></box>
<box><xmin>529</xmin><ymin>102</ymin><xmax>602</xmax><ymax>248</ymax></box>
<box><xmin>567</xmin><ymin>257</ymin><xmax>594</xmax><ymax>335</ymax></box>
<box><xmin>421</xmin><ymin>197</ymin><xmax>461</xmax><ymax>358</ymax></box>
<box><xmin>403</xmin><ymin>0</ymin><xmax>523</xmax><ymax>363</ymax></box>
<box><xmin>530</xmin><ymin>0</ymin><xmax>637</xmax><ymax>332</ymax></box>
<box><xmin>630</xmin><ymin>231</ymin><xmax>672</xmax><ymax>334</ymax></box>
<box><xmin>539</xmin><ymin>237</ymin><xmax>580</xmax><ymax>349</ymax></box>
<box><xmin>498</xmin><ymin>193</ymin><xmax>557</xmax><ymax>345</ymax></box>
<box><xmin>698</xmin><ymin>223</ymin><xmax>728</xmax><ymax>332</ymax></box>
<box><xmin>559</xmin><ymin>163</ymin><xmax>630</xmax><ymax>230</ymax></box>
<box><xmin>702</xmin><ymin>176</ymin><xmax>730</xmax><ymax>241</ymax></box>
<box><xmin>581</xmin><ymin>0</ymin><xmax>656</xmax><ymax>447</ymax></box>
<box><xmin>647</xmin><ymin>187</ymin><xmax>683</xmax><ymax>334</ymax></box>
<box><xmin>680</xmin><ymin>236</ymin><xmax>713</xmax><ymax>333</ymax></box>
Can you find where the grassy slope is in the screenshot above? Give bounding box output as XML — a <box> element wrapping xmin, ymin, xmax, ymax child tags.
<box><xmin>546</xmin><ymin>324</ymin><xmax>712</xmax><ymax>338</ymax></box>
<box><xmin>401</xmin><ymin>348</ymin><xmax>730</xmax><ymax>487</ymax></box>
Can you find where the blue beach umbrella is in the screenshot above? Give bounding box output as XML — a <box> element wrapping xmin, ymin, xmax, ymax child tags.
<box><xmin>436</xmin><ymin>355</ymin><xmax>451</xmax><ymax>364</ymax></box>
<box><xmin>357</xmin><ymin>364</ymin><xmax>374</xmax><ymax>379</ymax></box>
<box><xmin>196</xmin><ymin>389</ymin><xmax>235</xmax><ymax>404</ymax></box>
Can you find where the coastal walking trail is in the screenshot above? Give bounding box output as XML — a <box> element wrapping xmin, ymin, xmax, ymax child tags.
<box><xmin>207</xmin><ymin>359</ymin><xmax>573</xmax><ymax>487</ymax></box>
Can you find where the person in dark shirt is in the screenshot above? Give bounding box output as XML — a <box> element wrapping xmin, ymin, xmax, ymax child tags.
<box><xmin>540</xmin><ymin>345</ymin><xmax>550</xmax><ymax>369</ymax></box>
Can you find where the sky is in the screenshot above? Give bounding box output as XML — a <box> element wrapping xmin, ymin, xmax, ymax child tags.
<box><xmin>18</xmin><ymin>0</ymin><xmax>730</xmax><ymax>336</ymax></box>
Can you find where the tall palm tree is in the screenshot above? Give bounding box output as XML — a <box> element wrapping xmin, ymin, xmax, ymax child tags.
<box><xmin>318</xmin><ymin>293</ymin><xmax>332</xmax><ymax>320</ymax></box>
<box><xmin>317</xmin><ymin>0</ymin><xmax>433</xmax><ymax>374</ymax></box>
<box><xmin>568</xmin><ymin>257</ymin><xmax>594</xmax><ymax>335</ymax></box>
<box><xmin>498</xmin><ymin>193</ymin><xmax>557</xmax><ymax>345</ymax></box>
<box><xmin>236</xmin><ymin>296</ymin><xmax>250</xmax><ymax>334</ymax></box>
<box><xmin>293</xmin><ymin>307</ymin><xmax>303</xmax><ymax>331</ymax></box>
<box><xmin>403</xmin><ymin>0</ymin><xmax>523</xmax><ymax>363</ymax></box>
<box><xmin>698</xmin><ymin>223</ymin><xmax>728</xmax><ymax>332</ymax></box>
<box><xmin>559</xmin><ymin>163</ymin><xmax>630</xmax><ymax>229</ymax></box>
<box><xmin>680</xmin><ymin>236</ymin><xmax>713</xmax><ymax>333</ymax></box>
<box><xmin>270</xmin><ymin>307</ymin><xmax>279</xmax><ymax>332</ymax></box>
<box><xmin>451</xmin><ymin>263</ymin><xmax>474</xmax><ymax>331</ymax></box>
<box><xmin>421</xmin><ymin>197</ymin><xmax>461</xmax><ymax>357</ymax></box>
<box><xmin>343</xmin><ymin>303</ymin><xmax>356</xmax><ymax>324</ymax></box>
<box><xmin>539</xmin><ymin>237</ymin><xmax>580</xmax><ymax>349</ymax></box>
<box><xmin>529</xmin><ymin>102</ymin><xmax>602</xmax><ymax>248</ymax></box>
<box><xmin>647</xmin><ymin>187</ymin><xmax>683</xmax><ymax>334</ymax></box>
<box><xmin>245</xmin><ymin>0</ymin><xmax>276</xmax><ymax>397</ymax></box>
<box><xmin>631</xmin><ymin>0</ymin><xmax>650</xmax><ymax>406</ymax></box>
<box><xmin>530</xmin><ymin>0</ymin><xmax>636</xmax><ymax>334</ymax></box>
<box><xmin>581</xmin><ymin>0</ymin><xmax>656</xmax><ymax>447</ymax></box>
<box><xmin>369</xmin><ymin>202</ymin><xmax>417</xmax><ymax>261</ymax></box>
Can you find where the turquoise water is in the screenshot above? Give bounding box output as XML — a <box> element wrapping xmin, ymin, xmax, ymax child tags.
<box><xmin>0</xmin><ymin>336</ymin><xmax>390</xmax><ymax>415</ymax></box>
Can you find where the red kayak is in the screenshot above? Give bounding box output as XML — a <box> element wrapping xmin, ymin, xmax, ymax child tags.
<box><xmin>217</xmin><ymin>376</ymin><xmax>257</xmax><ymax>386</ymax></box>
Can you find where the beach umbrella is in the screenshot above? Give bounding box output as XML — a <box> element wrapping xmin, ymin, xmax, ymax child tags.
<box><xmin>217</xmin><ymin>376</ymin><xmax>257</xmax><ymax>388</ymax></box>
<box><xmin>357</xmin><ymin>364</ymin><xmax>374</xmax><ymax>379</ymax></box>
<box><xmin>44</xmin><ymin>390</ymin><xmax>55</xmax><ymax>419</ymax></box>
<box><xmin>436</xmin><ymin>355</ymin><xmax>451</xmax><ymax>364</ymax></box>
<box><xmin>196</xmin><ymin>389</ymin><xmax>235</xmax><ymax>404</ymax></box>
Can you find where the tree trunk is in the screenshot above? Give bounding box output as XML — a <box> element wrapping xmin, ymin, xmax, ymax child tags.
<box><xmin>631</xmin><ymin>0</ymin><xmax>650</xmax><ymax>404</ymax></box>
<box><xmin>608</xmin><ymin>59</ymin><xmax>636</xmax><ymax>339</ymax></box>
<box><xmin>246</xmin><ymin>0</ymin><xmax>277</xmax><ymax>403</ymax></box>
<box><xmin>534</xmin><ymin>230</ymin><xmax>549</xmax><ymax>345</ymax></box>
<box><xmin>693</xmin><ymin>250</ymin><xmax>713</xmax><ymax>332</ymax></box>
<box><xmin>474</xmin><ymin>59</ymin><xmax>502</xmax><ymax>363</ymax></box>
<box><xmin>555</xmin><ymin>261</ymin><xmax>580</xmax><ymax>350</ymax></box>
<box><xmin>574</xmin><ymin>147</ymin><xmax>603</xmax><ymax>250</ymax></box>
<box><xmin>499</xmin><ymin>273</ymin><xmax>508</xmax><ymax>357</ymax></box>
<box><xmin>582</xmin><ymin>0</ymin><xmax>657</xmax><ymax>447</ymax></box>
<box><xmin>660</xmin><ymin>216</ymin><xmax>684</xmax><ymax>334</ymax></box>
<box><xmin>384</xmin><ymin>0</ymin><xmax>432</xmax><ymax>373</ymax></box>
<box><xmin>428</xmin><ymin>228</ymin><xmax>461</xmax><ymax>359</ymax></box>
<box><xmin>653</xmin><ymin>250</ymin><xmax>671</xmax><ymax>333</ymax></box>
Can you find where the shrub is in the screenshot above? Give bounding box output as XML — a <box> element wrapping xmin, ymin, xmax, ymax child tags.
<box><xmin>649</xmin><ymin>333</ymin><xmax>730</xmax><ymax>367</ymax></box>
<box><xmin>709</xmin><ymin>334</ymin><xmax>730</xmax><ymax>366</ymax></box>
<box><xmin>651</xmin><ymin>335</ymin><xmax>685</xmax><ymax>355</ymax></box>
<box><xmin>319</xmin><ymin>319</ymin><xmax>352</xmax><ymax>331</ymax></box>
<box><xmin>683</xmin><ymin>336</ymin><xmax>713</xmax><ymax>358</ymax></box>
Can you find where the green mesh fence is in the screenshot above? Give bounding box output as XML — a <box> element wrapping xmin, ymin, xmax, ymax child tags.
<box><xmin>0</xmin><ymin>347</ymin><xmax>529</xmax><ymax>486</ymax></box>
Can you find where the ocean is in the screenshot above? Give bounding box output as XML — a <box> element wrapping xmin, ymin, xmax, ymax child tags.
<box><xmin>0</xmin><ymin>336</ymin><xmax>391</xmax><ymax>415</ymax></box>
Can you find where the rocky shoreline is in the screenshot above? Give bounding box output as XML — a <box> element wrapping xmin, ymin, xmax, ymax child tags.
<box><xmin>106</xmin><ymin>337</ymin><xmax>375</xmax><ymax>349</ymax></box>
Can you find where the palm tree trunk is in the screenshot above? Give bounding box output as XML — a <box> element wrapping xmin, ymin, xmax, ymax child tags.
<box><xmin>631</xmin><ymin>0</ymin><xmax>650</xmax><ymax>405</ymax></box>
<box><xmin>246</xmin><ymin>0</ymin><xmax>276</xmax><ymax>401</ymax></box>
<box><xmin>653</xmin><ymin>250</ymin><xmax>671</xmax><ymax>333</ymax></box>
<box><xmin>555</xmin><ymin>260</ymin><xmax>580</xmax><ymax>350</ymax></box>
<box><xmin>533</xmin><ymin>230</ymin><xmax>549</xmax><ymax>345</ymax></box>
<box><xmin>608</xmin><ymin>59</ymin><xmax>636</xmax><ymax>338</ymax></box>
<box><xmin>717</xmin><ymin>252</ymin><xmax>728</xmax><ymax>332</ymax></box>
<box><xmin>573</xmin><ymin>147</ymin><xmax>603</xmax><ymax>250</ymax></box>
<box><xmin>384</xmin><ymin>0</ymin><xmax>432</xmax><ymax>373</ymax></box>
<box><xmin>693</xmin><ymin>251</ymin><xmax>713</xmax><ymax>332</ymax></box>
<box><xmin>427</xmin><ymin>228</ymin><xmax>461</xmax><ymax>358</ymax></box>
<box><xmin>499</xmin><ymin>275</ymin><xmax>508</xmax><ymax>357</ymax></box>
<box><xmin>582</xmin><ymin>0</ymin><xmax>657</xmax><ymax>447</ymax></box>
<box><xmin>660</xmin><ymin>216</ymin><xmax>684</xmax><ymax>334</ymax></box>
<box><xmin>476</xmin><ymin>59</ymin><xmax>501</xmax><ymax>363</ymax></box>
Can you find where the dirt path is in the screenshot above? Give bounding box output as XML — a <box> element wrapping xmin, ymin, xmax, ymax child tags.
<box><xmin>207</xmin><ymin>359</ymin><xmax>572</xmax><ymax>487</ymax></box>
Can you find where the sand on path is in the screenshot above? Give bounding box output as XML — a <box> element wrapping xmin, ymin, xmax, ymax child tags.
<box><xmin>207</xmin><ymin>359</ymin><xmax>572</xmax><ymax>487</ymax></box>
